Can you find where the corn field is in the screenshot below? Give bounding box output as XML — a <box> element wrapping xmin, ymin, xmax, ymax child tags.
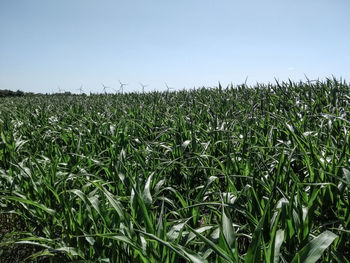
<box><xmin>0</xmin><ymin>79</ymin><xmax>349</xmax><ymax>262</ymax></box>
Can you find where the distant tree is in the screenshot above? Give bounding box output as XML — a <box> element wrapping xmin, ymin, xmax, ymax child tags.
<box><xmin>0</xmin><ymin>89</ymin><xmax>25</xmax><ymax>97</ymax></box>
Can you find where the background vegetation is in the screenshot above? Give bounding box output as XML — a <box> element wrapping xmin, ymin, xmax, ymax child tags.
<box><xmin>0</xmin><ymin>89</ymin><xmax>25</xmax><ymax>97</ymax></box>
<box><xmin>1</xmin><ymin>79</ymin><xmax>349</xmax><ymax>262</ymax></box>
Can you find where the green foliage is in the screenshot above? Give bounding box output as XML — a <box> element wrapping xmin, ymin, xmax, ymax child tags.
<box><xmin>0</xmin><ymin>78</ymin><xmax>349</xmax><ymax>262</ymax></box>
<box><xmin>0</xmin><ymin>89</ymin><xmax>25</xmax><ymax>97</ymax></box>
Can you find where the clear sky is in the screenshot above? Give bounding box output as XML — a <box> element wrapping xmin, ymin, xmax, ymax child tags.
<box><xmin>1</xmin><ymin>0</ymin><xmax>349</xmax><ymax>93</ymax></box>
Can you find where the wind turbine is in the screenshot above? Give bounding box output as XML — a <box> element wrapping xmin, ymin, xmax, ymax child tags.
<box><xmin>76</xmin><ymin>85</ymin><xmax>84</xmax><ymax>94</ymax></box>
<box><xmin>58</xmin><ymin>86</ymin><xmax>64</xmax><ymax>93</ymax></box>
<box><xmin>244</xmin><ymin>76</ymin><xmax>249</xmax><ymax>86</ymax></box>
<box><xmin>139</xmin><ymin>82</ymin><xmax>149</xmax><ymax>93</ymax></box>
<box><xmin>101</xmin><ymin>83</ymin><xmax>110</xmax><ymax>94</ymax></box>
<box><xmin>165</xmin><ymin>82</ymin><xmax>174</xmax><ymax>92</ymax></box>
<box><xmin>303</xmin><ymin>74</ymin><xmax>318</xmax><ymax>84</ymax></box>
<box><xmin>119</xmin><ymin>80</ymin><xmax>127</xmax><ymax>94</ymax></box>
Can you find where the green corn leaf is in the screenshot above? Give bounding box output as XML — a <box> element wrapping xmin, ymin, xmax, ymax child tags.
<box><xmin>244</xmin><ymin>200</ymin><xmax>271</xmax><ymax>263</ymax></box>
<box><xmin>142</xmin><ymin>172</ymin><xmax>153</xmax><ymax>208</ymax></box>
<box><xmin>139</xmin><ymin>230</ymin><xmax>208</xmax><ymax>263</ymax></box>
<box><xmin>3</xmin><ymin>196</ymin><xmax>56</xmax><ymax>215</ymax></box>
<box><xmin>291</xmin><ymin>230</ymin><xmax>338</xmax><ymax>263</ymax></box>
<box><xmin>187</xmin><ymin>225</ymin><xmax>233</xmax><ymax>263</ymax></box>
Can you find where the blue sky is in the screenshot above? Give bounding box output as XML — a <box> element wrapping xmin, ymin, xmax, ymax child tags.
<box><xmin>0</xmin><ymin>0</ymin><xmax>349</xmax><ymax>93</ymax></box>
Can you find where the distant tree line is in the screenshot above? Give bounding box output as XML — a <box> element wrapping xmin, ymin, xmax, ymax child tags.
<box><xmin>0</xmin><ymin>89</ymin><xmax>27</xmax><ymax>97</ymax></box>
<box><xmin>0</xmin><ymin>89</ymin><xmax>77</xmax><ymax>97</ymax></box>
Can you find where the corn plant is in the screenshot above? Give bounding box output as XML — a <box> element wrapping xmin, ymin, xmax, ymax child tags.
<box><xmin>0</xmin><ymin>78</ymin><xmax>349</xmax><ymax>262</ymax></box>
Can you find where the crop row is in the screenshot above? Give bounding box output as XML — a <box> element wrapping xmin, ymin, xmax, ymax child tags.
<box><xmin>0</xmin><ymin>79</ymin><xmax>349</xmax><ymax>262</ymax></box>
